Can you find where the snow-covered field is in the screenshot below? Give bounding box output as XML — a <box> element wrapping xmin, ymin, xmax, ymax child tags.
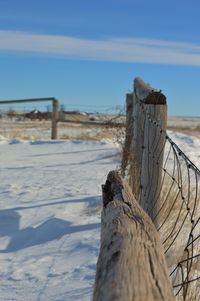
<box><xmin>0</xmin><ymin>137</ymin><xmax>119</xmax><ymax>301</ymax></box>
<box><xmin>167</xmin><ymin>130</ymin><xmax>200</xmax><ymax>165</ymax></box>
<box><xmin>0</xmin><ymin>129</ymin><xmax>200</xmax><ymax>301</ymax></box>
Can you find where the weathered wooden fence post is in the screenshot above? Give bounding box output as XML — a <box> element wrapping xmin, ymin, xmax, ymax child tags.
<box><xmin>93</xmin><ymin>171</ymin><xmax>174</xmax><ymax>301</ymax></box>
<box><xmin>129</xmin><ymin>90</ymin><xmax>145</xmax><ymax>202</ymax></box>
<box><xmin>51</xmin><ymin>98</ymin><xmax>58</xmax><ymax>139</ymax></box>
<box><xmin>140</xmin><ymin>93</ymin><xmax>167</xmax><ymax>223</ymax></box>
<box><xmin>121</xmin><ymin>93</ymin><xmax>133</xmax><ymax>178</ymax></box>
<box><xmin>93</xmin><ymin>78</ymin><xmax>172</xmax><ymax>300</ymax></box>
<box><xmin>124</xmin><ymin>78</ymin><xmax>167</xmax><ymax>224</ymax></box>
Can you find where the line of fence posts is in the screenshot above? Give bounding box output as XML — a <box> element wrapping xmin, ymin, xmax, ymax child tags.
<box><xmin>93</xmin><ymin>78</ymin><xmax>175</xmax><ymax>301</ymax></box>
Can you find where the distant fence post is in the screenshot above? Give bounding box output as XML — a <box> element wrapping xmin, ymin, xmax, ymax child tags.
<box><xmin>51</xmin><ymin>98</ymin><xmax>58</xmax><ymax>139</ymax></box>
<box><xmin>93</xmin><ymin>171</ymin><xmax>174</xmax><ymax>301</ymax></box>
<box><xmin>124</xmin><ymin>78</ymin><xmax>167</xmax><ymax>224</ymax></box>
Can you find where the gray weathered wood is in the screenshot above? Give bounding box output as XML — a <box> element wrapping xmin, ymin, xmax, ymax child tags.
<box><xmin>93</xmin><ymin>171</ymin><xmax>175</xmax><ymax>301</ymax></box>
<box><xmin>124</xmin><ymin>78</ymin><xmax>167</xmax><ymax>224</ymax></box>
<box><xmin>129</xmin><ymin>92</ymin><xmax>145</xmax><ymax>202</ymax></box>
<box><xmin>128</xmin><ymin>79</ymin><xmax>166</xmax><ymax>203</ymax></box>
<box><xmin>140</xmin><ymin>104</ymin><xmax>167</xmax><ymax>225</ymax></box>
<box><xmin>51</xmin><ymin>99</ymin><xmax>58</xmax><ymax>139</ymax></box>
<box><xmin>121</xmin><ymin>93</ymin><xmax>133</xmax><ymax>178</ymax></box>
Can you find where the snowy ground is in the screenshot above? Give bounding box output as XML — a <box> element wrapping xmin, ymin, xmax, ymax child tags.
<box><xmin>0</xmin><ymin>130</ymin><xmax>200</xmax><ymax>301</ymax></box>
<box><xmin>167</xmin><ymin>130</ymin><xmax>200</xmax><ymax>166</ymax></box>
<box><xmin>0</xmin><ymin>137</ymin><xmax>119</xmax><ymax>301</ymax></box>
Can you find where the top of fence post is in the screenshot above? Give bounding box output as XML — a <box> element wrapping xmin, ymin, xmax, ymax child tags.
<box><xmin>134</xmin><ymin>77</ymin><xmax>166</xmax><ymax>105</ymax></box>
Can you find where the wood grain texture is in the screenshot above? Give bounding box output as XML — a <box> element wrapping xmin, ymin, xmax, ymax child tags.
<box><xmin>93</xmin><ymin>171</ymin><xmax>175</xmax><ymax>301</ymax></box>
<box><xmin>126</xmin><ymin>79</ymin><xmax>166</xmax><ymax>204</ymax></box>
<box><xmin>130</xmin><ymin>93</ymin><xmax>145</xmax><ymax>202</ymax></box>
<box><xmin>140</xmin><ymin>105</ymin><xmax>167</xmax><ymax>225</ymax></box>
<box><xmin>51</xmin><ymin>99</ymin><xmax>58</xmax><ymax>139</ymax></box>
<box><xmin>121</xmin><ymin>93</ymin><xmax>133</xmax><ymax>178</ymax></box>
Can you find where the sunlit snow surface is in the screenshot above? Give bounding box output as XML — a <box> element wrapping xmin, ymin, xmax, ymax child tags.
<box><xmin>0</xmin><ymin>132</ymin><xmax>200</xmax><ymax>300</ymax></box>
<box><xmin>0</xmin><ymin>138</ymin><xmax>119</xmax><ymax>301</ymax></box>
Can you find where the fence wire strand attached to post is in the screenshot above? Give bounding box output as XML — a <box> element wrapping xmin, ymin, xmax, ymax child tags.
<box><xmin>125</xmin><ymin>90</ymin><xmax>200</xmax><ymax>301</ymax></box>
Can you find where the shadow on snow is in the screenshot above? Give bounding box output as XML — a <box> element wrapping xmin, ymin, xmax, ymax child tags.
<box><xmin>0</xmin><ymin>205</ymin><xmax>100</xmax><ymax>253</ymax></box>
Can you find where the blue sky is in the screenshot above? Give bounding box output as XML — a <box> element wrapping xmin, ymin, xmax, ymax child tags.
<box><xmin>0</xmin><ymin>0</ymin><xmax>200</xmax><ymax>115</ymax></box>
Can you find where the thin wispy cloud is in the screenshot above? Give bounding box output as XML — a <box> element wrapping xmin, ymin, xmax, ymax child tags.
<box><xmin>1</xmin><ymin>30</ymin><xmax>200</xmax><ymax>66</ymax></box>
